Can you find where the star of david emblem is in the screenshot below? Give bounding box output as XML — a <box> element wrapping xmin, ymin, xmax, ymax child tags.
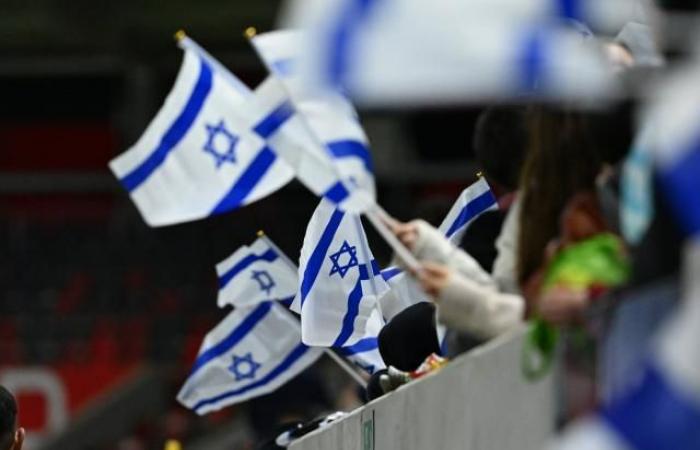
<box><xmin>251</xmin><ymin>270</ymin><xmax>275</xmax><ymax>295</ymax></box>
<box><xmin>203</xmin><ymin>119</ymin><xmax>238</xmax><ymax>168</ymax></box>
<box><xmin>228</xmin><ymin>352</ymin><xmax>261</xmax><ymax>381</ymax></box>
<box><xmin>328</xmin><ymin>240</ymin><xmax>359</xmax><ymax>278</ymax></box>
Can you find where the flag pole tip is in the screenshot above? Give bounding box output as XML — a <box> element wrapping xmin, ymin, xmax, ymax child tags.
<box><xmin>244</xmin><ymin>27</ymin><xmax>257</xmax><ymax>39</ymax></box>
<box><xmin>257</xmin><ymin>230</ymin><xmax>265</xmax><ymax>237</ymax></box>
<box><xmin>174</xmin><ymin>30</ymin><xmax>187</xmax><ymax>42</ymax></box>
<box><xmin>164</xmin><ymin>439</ymin><xmax>182</xmax><ymax>450</ymax></box>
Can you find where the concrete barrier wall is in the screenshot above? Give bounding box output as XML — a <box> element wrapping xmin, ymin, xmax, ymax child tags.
<box><xmin>291</xmin><ymin>327</ymin><xmax>556</xmax><ymax>450</ymax></box>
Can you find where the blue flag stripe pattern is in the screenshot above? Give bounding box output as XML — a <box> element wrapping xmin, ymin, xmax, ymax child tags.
<box><xmin>332</xmin><ymin>262</ymin><xmax>379</xmax><ymax>347</ymax></box>
<box><xmin>192</xmin><ymin>342</ymin><xmax>311</xmax><ymax>414</ymax></box>
<box><xmin>188</xmin><ymin>302</ymin><xmax>272</xmax><ymax>377</ymax></box>
<box><xmin>120</xmin><ymin>59</ymin><xmax>213</xmax><ymax>192</ymax></box>
<box><xmin>338</xmin><ymin>336</ymin><xmax>378</xmax><ymax>356</ymax></box>
<box><xmin>299</xmin><ymin>208</ymin><xmax>346</xmax><ymax>307</ymax></box>
<box><xmin>444</xmin><ymin>189</ymin><xmax>498</xmax><ymax>238</ymax></box>
<box><xmin>327</xmin><ymin>140</ymin><xmax>374</xmax><ymax>172</ymax></box>
<box><xmin>323</xmin><ymin>182</ymin><xmax>351</xmax><ymax>204</ymax></box>
<box><xmin>327</xmin><ymin>0</ymin><xmax>377</xmax><ymax>87</ymax></box>
<box><xmin>661</xmin><ymin>135</ymin><xmax>700</xmax><ymax>237</ymax></box>
<box><xmin>217</xmin><ymin>248</ymin><xmax>279</xmax><ymax>289</ymax></box>
<box><xmin>253</xmin><ymin>101</ymin><xmax>295</xmax><ymax>138</ymax></box>
<box><xmin>601</xmin><ymin>362</ymin><xmax>700</xmax><ymax>449</ymax></box>
<box><xmin>210</xmin><ymin>147</ymin><xmax>278</xmax><ymax>214</ymax></box>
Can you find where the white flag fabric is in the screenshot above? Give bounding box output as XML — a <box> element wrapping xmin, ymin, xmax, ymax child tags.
<box><xmin>438</xmin><ymin>177</ymin><xmax>498</xmax><ymax>245</ymax></box>
<box><xmin>294</xmin><ymin>198</ymin><xmax>389</xmax><ymax>347</ymax></box>
<box><xmin>216</xmin><ymin>237</ymin><xmax>297</xmax><ymax>308</ymax></box>
<box><xmin>177</xmin><ymin>301</ymin><xmax>323</xmax><ymax>415</ymax></box>
<box><xmin>283</xmin><ymin>0</ymin><xmax>618</xmax><ymax>106</ymax></box>
<box><xmin>109</xmin><ymin>44</ymin><xmax>295</xmax><ymax>226</ymax></box>
<box><xmin>379</xmin><ymin>178</ymin><xmax>498</xmax><ymax>321</ymax></box>
<box><xmin>251</xmin><ymin>30</ymin><xmax>376</xmax><ymax>213</ymax></box>
<box><xmin>338</xmin><ymin>309</ymin><xmax>386</xmax><ymax>374</ymax></box>
<box><xmin>552</xmin><ymin>242</ymin><xmax>700</xmax><ymax>450</ymax></box>
<box><xmin>643</xmin><ymin>61</ymin><xmax>700</xmax><ymax>240</ymax></box>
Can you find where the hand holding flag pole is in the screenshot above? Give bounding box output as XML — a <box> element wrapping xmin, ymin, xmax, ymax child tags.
<box><xmin>256</xmin><ymin>230</ymin><xmax>369</xmax><ymax>388</ymax></box>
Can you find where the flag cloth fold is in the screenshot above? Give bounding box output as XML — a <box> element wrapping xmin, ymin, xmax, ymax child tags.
<box><xmin>337</xmin><ymin>309</ymin><xmax>386</xmax><ymax>374</ymax></box>
<box><xmin>251</xmin><ymin>30</ymin><xmax>376</xmax><ymax>213</ymax></box>
<box><xmin>110</xmin><ymin>43</ymin><xmax>295</xmax><ymax>226</ymax></box>
<box><xmin>216</xmin><ymin>237</ymin><xmax>298</xmax><ymax>308</ymax></box>
<box><xmin>177</xmin><ymin>301</ymin><xmax>323</xmax><ymax>415</ymax></box>
<box><xmin>294</xmin><ymin>198</ymin><xmax>389</xmax><ymax>347</ymax></box>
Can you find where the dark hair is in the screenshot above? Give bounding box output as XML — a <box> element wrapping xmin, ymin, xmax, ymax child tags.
<box><xmin>473</xmin><ymin>105</ymin><xmax>530</xmax><ymax>191</ymax></box>
<box><xmin>517</xmin><ymin>108</ymin><xmax>602</xmax><ymax>288</ymax></box>
<box><xmin>0</xmin><ymin>386</ymin><xmax>17</xmax><ymax>449</ymax></box>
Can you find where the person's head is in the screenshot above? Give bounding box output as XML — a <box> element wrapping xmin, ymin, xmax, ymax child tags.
<box><xmin>0</xmin><ymin>386</ymin><xmax>23</xmax><ymax>450</ymax></box>
<box><xmin>472</xmin><ymin>105</ymin><xmax>530</xmax><ymax>195</ymax></box>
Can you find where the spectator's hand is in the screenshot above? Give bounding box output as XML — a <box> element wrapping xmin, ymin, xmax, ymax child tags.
<box><xmin>388</xmin><ymin>220</ymin><xmax>420</xmax><ymax>250</ymax></box>
<box><xmin>536</xmin><ymin>285</ymin><xmax>589</xmax><ymax>326</ymax></box>
<box><xmin>416</xmin><ymin>262</ymin><xmax>452</xmax><ymax>298</ymax></box>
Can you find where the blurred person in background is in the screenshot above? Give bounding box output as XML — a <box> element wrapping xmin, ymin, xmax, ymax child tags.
<box><xmin>0</xmin><ymin>386</ymin><xmax>24</xmax><ymax>450</ymax></box>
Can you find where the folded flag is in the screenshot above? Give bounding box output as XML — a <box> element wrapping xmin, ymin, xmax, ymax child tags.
<box><xmin>251</xmin><ymin>30</ymin><xmax>376</xmax><ymax>213</ymax></box>
<box><xmin>379</xmin><ymin>178</ymin><xmax>498</xmax><ymax>320</ymax></box>
<box><xmin>283</xmin><ymin>0</ymin><xmax>618</xmax><ymax>106</ymax></box>
<box><xmin>177</xmin><ymin>301</ymin><xmax>323</xmax><ymax>415</ymax></box>
<box><xmin>337</xmin><ymin>309</ymin><xmax>387</xmax><ymax>374</ymax></box>
<box><xmin>109</xmin><ymin>38</ymin><xmax>295</xmax><ymax>226</ymax></box>
<box><xmin>294</xmin><ymin>198</ymin><xmax>389</xmax><ymax>347</ymax></box>
<box><xmin>216</xmin><ymin>237</ymin><xmax>298</xmax><ymax>308</ymax></box>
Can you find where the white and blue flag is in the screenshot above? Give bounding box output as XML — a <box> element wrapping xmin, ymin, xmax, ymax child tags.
<box><xmin>283</xmin><ymin>0</ymin><xmax>618</xmax><ymax>106</ymax></box>
<box><xmin>644</xmin><ymin>61</ymin><xmax>700</xmax><ymax>240</ymax></box>
<box><xmin>251</xmin><ymin>30</ymin><xmax>376</xmax><ymax>213</ymax></box>
<box><xmin>177</xmin><ymin>301</ymin><xmax>323</xmax><ymax>415</ymax></box>
<box><xmin>109</xmin><ymin>39</ymin><xmax>296</xmax><ymax>226</ymax></box>
<box><xmin>379</xmin><ymin>178</ymin><xmax>498</xmax><ymax>321</ymax></box>
<box><xmin>216</xmin><ymin>237</ymin><xmax>297</xmax><ymax>309</ymax></box>
<box><xmin>337</xmin><ymin>309</ymin><xmax>386</xmax><ymax>374</ymax></box>
<box><xmin>294</xmin><ymin>198</ymin><xmax>389</xmax><ymax>347</ymax></box>
<box><xmin>552</xmin><ymin>242</ymin><xmax>700</xmax><ymax>449</ymax></box>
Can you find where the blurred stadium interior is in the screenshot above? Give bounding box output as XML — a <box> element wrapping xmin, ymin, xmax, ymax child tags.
<box><xmin>0</xmin><ymin>1</ymin><xmax>485</xmax><ymax>448</ymax></box>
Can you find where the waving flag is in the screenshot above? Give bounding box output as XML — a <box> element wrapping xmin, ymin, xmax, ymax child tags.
<box><xmin>177</xmin><ymin>301</ymin><xmax>323</xmax><ymax>415</ymax></box>
<box><xmin>294</xmin><ymin>198</ymin><xmax>389</xmax><ymax>347</ymax></box>
<box><xmin>283</xmin><ymin>0</ymin><xmax>618</xmax><ymax>106</ymax></box>
<box><xmin>109</xmin><ymin>40</ymin><xmax>296</xmax><ymax>226</ymax></box>
<box><xmin>379</xmin><ymin>178</ymin><xmax>498</xmax><ymax>320</ymax></box>
<box><xmin>251</xmin><ymin>30</ymin><xmax>376</xmax><ymax>213</ymax></box>
<box><xmin>337</xmin><ymin>309</ymin><xmax>386</xmax><ymax>374</ymax></box>
<box><xmin>216</xmin><ymin>237</ymin><xmax>297</xmax><ymax>308</ymax></box>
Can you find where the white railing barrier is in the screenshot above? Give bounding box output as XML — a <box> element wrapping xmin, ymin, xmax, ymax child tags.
<box><xmin>291</xmin><ymin>327</ymin><xmax>556</xmax><ymax>450</ymax></box>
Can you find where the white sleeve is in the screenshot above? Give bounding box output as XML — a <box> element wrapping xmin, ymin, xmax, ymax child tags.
<box><xmin>435</xmin><ymin>273</ymin><xmax>525</xmax><ymax>339</ymax></box>
<box><xmin>491</xmin><ymin>197</ymin><xmax>521</xmax><ymax>294</ymax></box>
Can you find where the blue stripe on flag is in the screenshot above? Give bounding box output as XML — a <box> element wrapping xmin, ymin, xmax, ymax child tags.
<box><xmin>324</xmin><ymin>181</ymin><xmax>351</xmax><ymax>204</ymax></box>
<box><xmin>520</xmin><ymin>30</ymin><xmax>545</xmax><ymax>93</ymax></box>
<box><xmin>444</xmin><ymin>189</ymin><xmax>498</xmax><ymax>238</ymax></box>
<box><xmin>193</xmin><ymin>342</ymin><xmax>311</xmax><ymax>413</ymax></box>
<box><xmin>327</xmin><ymin>0</ymin><xmax>377</xmax><ymax>87</ymax></box>
<box><xmin>660</xmin><ymin>137</ymin><xmax>700</xmax><ymax>237</ymax></box>
<box><xmin>300</xmin><ymin>209</ymin><xmax>345</xmax><ymax>307</ymax></box>
<box><xmin>271</xmin><ymin>59</ymin><xmax>295</xmax><ymax>78</ymax></box>
<box><xmin>327</xmin><ymin>140</ymin><xmax>374</xmax><ymax>173</ymax></box>
<box><xmin>253</xmin><ymin>101</ymin><xmax>295</xmax><ymax>138</ymax></box>
<box><xmin>332</xmin><ymin>276</ymin><xmax>365</xmax><ymax>347</ymax></box>
<box><xmin>557</xmin><ymin>0</ymin><xmax>581</xmax><ymax>21</ymax></box>
<box><xmin>218</xmin><ymin>248</ymin><xmax>279</xmax><ymax>289</ymax></box>
<box><xmin>601</xmin><ymin>362</ymin><xmax>700</xmax><ymax>450</ymax></box>
<box><xmin>339</xmin><ymin>337</ymin><xmax>378</xmax><ymax>356</ymax></box>
<box><xmin>211</xmin><ymin>146</ymin><xmax>279</xmax><ymax>215</ymax></box>
<box><xmin>188</xmin><ymin>302</ymin><xmax>272</xmax><ymax>377</ymax></box>
<box><xmin>381</xmin><ymin>267</ymin><xmax>403</xmax><ymax>281</ymax></box>
<box><xmin>121</xmin><ymin>59</ymin><xmax>213</xmax><ymax>192</ymax></box>
<box><xmin>279</xmin><ymin>296</ymin><xmax>295</xmax><ymax>309</ymax></box>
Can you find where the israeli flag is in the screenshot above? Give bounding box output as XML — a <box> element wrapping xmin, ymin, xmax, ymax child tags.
<box><xmin>109</xmin><ymin>40</ymin><xmax>295</xmax><ymax>226</ymax></box>
<box><xmin>251</xmin><ymin>30</ymin><xmax>376</xmax><ymax>213</ymax></box>
<box><xmin>337</xmin><ymin>309</ymin><xmax>386</xmax><ymax>374</ymax></box>
<box><xmin>643</xmin><ymin>62</ymin><xmax>700</xmax><ymax>240</ymax></box>
<box><xmin>284</xmin><ymin>0</ymin><xmax>618</xmax><ymax>106</ymax></box>
<box><xmin>216</xmin><ymin>237</ymin><xmax>298</xmax><ymax>309</ymax></box>
<box><xmin>379</xmin><ymin>178</ymin><xmax>498</xmax><ymax>320</ymax></box>
<box><xmin>294</xmin><ymin>198</ymin><xmax>389</xmax><ymax>347</ymax></box>
<box><xmin>177</xmin><ymin>301</ymin><xmax>323</xmax><ymax>415</ymax></box>
<box><xmin>552</xmin><ymin>242</ymin><xmax>700</xmax><ymax>449</ymax></box>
